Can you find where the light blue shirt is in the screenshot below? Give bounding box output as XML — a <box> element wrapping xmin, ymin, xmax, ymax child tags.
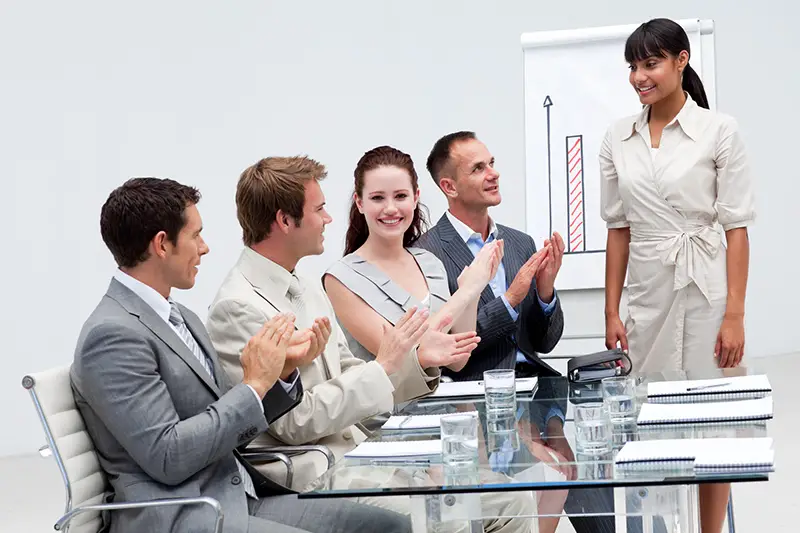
<box><xmin>445</xmin><ymin>212</ymin><xmax>564</xmax><ymax>431</ymax></box>
<box><xmin>444</xmin><ymin>211</ymin><xmax>557</xmax><ymax>365</ymax></box>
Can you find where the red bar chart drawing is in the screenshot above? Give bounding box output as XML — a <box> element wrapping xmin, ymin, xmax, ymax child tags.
<box><xmin>565</xmin><ymin>135</ymin><xmax>586</xmax><ymax>253</ymax></box>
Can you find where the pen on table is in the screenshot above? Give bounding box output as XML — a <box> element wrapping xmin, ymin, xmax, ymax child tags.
<box><xmin>686</xmin><ymin>382</ymin><xmax>732</xmax><ymax>391</ymax></box>
<box><xmin>370</xmin><ymin>458</ymin><xmax>432</xmax><ymax>466</ymax></box>
<box><xmin>397</xmin><ymin>415</ymin><xmax>412</xmax><ymax>429</ymax></box>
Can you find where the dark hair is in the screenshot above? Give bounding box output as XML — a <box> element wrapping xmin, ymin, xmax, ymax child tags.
<box><xmin>344</xmin><ymin>146</ymin><xmax>429</xmax><ymax>255</ymax></box>
<box><xmin>100</xmin><ymin>177</ymin><xmax>201</xmax><ymax>268</ymax></box>
<box><xmin>624</xmin><ymin>18</ymin><xmax>709</xmax><ymax>109</ymax></box>
<box><xmin>236</xmin><ymin>156</ymin><xmax>327</xmax><ymax>245</ymax></box>
<box><xmin>426</xmin><ymin>131</ymin><xmax>477</xmax><ymax>186</ymax></box>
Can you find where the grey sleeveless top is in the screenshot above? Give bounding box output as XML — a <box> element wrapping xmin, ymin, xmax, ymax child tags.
<box><xmin>324</xmin><ymin>247</ymin><xmax>451</xmax><ymax>364</ymax></box>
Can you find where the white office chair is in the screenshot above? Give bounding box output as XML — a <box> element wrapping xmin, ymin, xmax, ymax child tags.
<box><xmin>22</xmin><ymin>366</ymin><xmax>224</xmax><ymax>533</ymax></box>
<box><xmin>22</xmin><ymin>365</ymin><xmax>336</xmax><ymax>532</ymax></box>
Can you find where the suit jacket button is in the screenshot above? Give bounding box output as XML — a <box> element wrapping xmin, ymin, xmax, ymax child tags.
<box><xmin>342</xmin><ymin>429</ymin><xmax>353</xmax><ymax>440</ymax></box>
<box><xmin>232</xmin><ymin>475</ymin><xmax>241</xmax><ymax>485</ymax></box>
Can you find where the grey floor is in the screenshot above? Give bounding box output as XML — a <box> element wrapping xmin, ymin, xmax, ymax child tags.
<box><xmin>2</xmin><ymin>353</ymin><xmax>797</xmax><ymax>532</ymax></box>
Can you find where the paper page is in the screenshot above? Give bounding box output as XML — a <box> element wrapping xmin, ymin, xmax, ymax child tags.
<box><xmin>637</xmin><ymin>396</ymin><xmax>773</xmax><ymax>425</ymax></box>
<box><xmin>430</xmin><ymin>378</ymin><xmax>538</xmax><ymax>398</ymax></box>
<box><xmin>647</xmin><ymin>375</ymin><xmax>772</xmax><ymax>398</ymax></box>
<box><xmin>616</xmin><ymin>437</ymin><xmax>774</xmax><ymax>470</ymax></box>
<box><xmin>382</xmin><ymin>411</ymin><xmax>478</xmax><ymax>430</ymax></box>
<box><xmin>344</xmin><ymin>440</ymin><xmax>442</xmax><ymax>459</ymax></box>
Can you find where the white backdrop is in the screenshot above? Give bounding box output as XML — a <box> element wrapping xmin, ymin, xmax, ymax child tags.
<box><xmin>522</xmin><ymin>20</ymin><xmax>716</xmax><ymax>289</ymax></box>
<box><xmin>1</xmin><ymin>1</ymin><xmax>797</xmax><ymax>458</ymax></box>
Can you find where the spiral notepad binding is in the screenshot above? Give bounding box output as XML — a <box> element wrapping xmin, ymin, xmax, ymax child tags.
<box><xmin>615</xmin><ymin>457</ymin><xmax>695</xmax><ymax>473</ymax></box>
<box><xmin>648</xmin><ymin>390</ymin><xmax>771</xmax><ymax>404</ymax></box>
<box><xmin>637</xmin><ymin>414</ymin><xmax>773</xmax><ymax>426</ymax></box>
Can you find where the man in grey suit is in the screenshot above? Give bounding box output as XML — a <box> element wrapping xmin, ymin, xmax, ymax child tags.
<box><xmin>70</xmin><ymin>177</ymin><xmax>411</xmax><ymax>533</ymax></box>
<box><xmin>415</xmin><ymin>131</ymin><xmax>566</xmax><ymax>382</ymax></box>
<box><xmin>416</xmin><ymin>132</ymin><xmax>641</xmax><ymax>533</ymax></box>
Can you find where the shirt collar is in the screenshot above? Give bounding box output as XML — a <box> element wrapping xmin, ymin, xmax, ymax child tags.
<box><xmin>113</xmin><ymin>269</ymin><xmax>172</xmax><ymax>325</ymax></box>
<box><xmin>445</xmin><ymin>210</ymin><xmax>498</xmax><ymax>243</ymax></box>
<box><xmin>239</xmin><ymin>247</ymin><xmax>295</xmax><ymax>297</ymax></box>
<box><xmin>623</xmin><ymin>92</ymin><xmax>702</xmax><ymax>142</ymax></box>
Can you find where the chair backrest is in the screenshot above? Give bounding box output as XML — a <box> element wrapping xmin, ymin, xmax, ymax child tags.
<box><xmin>23</xmin><ymin>366</ymin><xmax>109</xmax><ymax>533</ymax></box>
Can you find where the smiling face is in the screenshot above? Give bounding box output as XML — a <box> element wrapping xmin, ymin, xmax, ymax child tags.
<box><xmin>441</xmin><ymin>138</ymin><xmax>501</xmax><ymax>210</ymax></box>
<box><xmin>356</xmin><ymin>165</ymin><xmax>419</xmax><ymax>243</ymax></box>
<box><xmin>162</xmin><ymin>203</ymin><xmax>209</xmax><ymax>290</ymax></box>
<box><xmin>628</xmin><ymin>49</ymin><xmax>687</xmax><ymax>106</ymax></box>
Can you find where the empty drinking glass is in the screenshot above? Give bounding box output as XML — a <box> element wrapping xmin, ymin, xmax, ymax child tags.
<box><xmin>440</xmin><ymin>412</ymin><xmax>479</xmax><ymax>469</ymax></box>
<box><xmin>574</xmin><ymin>402</ymin><xmax>611</xmax><ymax>454</ymax></box>
<box><xmin>484</xmin><ymin>369</ymin><xmax>516</xmax><ymax>418</ymax></box>
<box><xmin>602</xmin><ymin>376</ymin><xmax>637</xmax><ymax>422</ymax></box>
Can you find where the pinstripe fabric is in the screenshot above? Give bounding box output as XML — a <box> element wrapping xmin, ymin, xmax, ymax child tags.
<box><xmin>415</xmin><ymin>214</ymin><xmax>565</xmax><ymax>381</ymax></box>
<box><xmin>417</xmin><ymin>215</ymin><xmax>644</xmax><ymax>533</ymax></box>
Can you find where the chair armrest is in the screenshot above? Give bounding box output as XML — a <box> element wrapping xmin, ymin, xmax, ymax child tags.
<box><xmin>240</xmin><ymin>451</ymin><xmax>294</xmax><ymax>487</ymax></box>
<box><xmin>55</xmin><ymin>496</ymin><xmax>223</xmax><ymax>533</ymax></box>
<box><xmin>244</xmin><ymin>444</ymin><xmax>335</xmax><ymax>470</ymax></box>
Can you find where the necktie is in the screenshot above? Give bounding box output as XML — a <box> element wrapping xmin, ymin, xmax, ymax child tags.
<box><xmin>286</xmin><ymin>274</ymin><xmax>308</xmax><ymax>328</ymax></box>
<box><xmin>168</xmin><ymin>300</ymin><xmax>257</xmax><ymax>499</ymax></box>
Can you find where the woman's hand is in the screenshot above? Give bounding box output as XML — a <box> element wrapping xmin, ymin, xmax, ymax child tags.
<box><xmin>715</xmin><ymin>314</ymin><xmax>745</xmax><ymax>368</ymax></box>
<box><xmin>605</xmin><ymin>313</ymin><xmax>629</xmax><ymax>353</ymax></box>
<box><xmin>456</xmin><ymin>240</ymin><xmax>504</xmax><ymax>294</ymax></box>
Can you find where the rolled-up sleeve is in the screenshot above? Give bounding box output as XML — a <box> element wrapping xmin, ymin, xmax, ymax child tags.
<box><xmin>715</xmin><ymin>118</ymin><xmax>756</xmax><ymax>231</ymax></box>
<box><xmin>599</xmin><ymin>128</ymin><xmax>630</xmax><ymax>229</ymax></box>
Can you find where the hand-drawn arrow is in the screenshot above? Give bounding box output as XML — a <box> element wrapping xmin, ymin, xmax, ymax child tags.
<box><xmin>543</xmin><ymin>95</ymin><xmax>553</xmax><ymax>237</ymax></box>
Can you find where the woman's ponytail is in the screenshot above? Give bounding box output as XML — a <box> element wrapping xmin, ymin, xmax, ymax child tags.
<box><xmin>682</xmin><ymin>63</ymin><xmax>709</xmax><ymax>109</ymax></box>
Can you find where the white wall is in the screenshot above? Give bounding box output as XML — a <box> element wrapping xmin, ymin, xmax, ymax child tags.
<box><xmin>1</xmin><ymin>0</ymin><xmax>795</xmax><ymax>457</ymax></box>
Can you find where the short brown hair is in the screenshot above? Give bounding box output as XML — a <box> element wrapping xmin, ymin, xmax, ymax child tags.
<box><xmin>426</xmin><ymin>131</ymin><xmax>477</xmax><ymax>186</ymax></box>
<box><xmin>100</xmin><ymin>177</ymin><xmax>200</xmax><ymax>268</ymax></box>
<box><xmin>236</xmin><ymin>156</ymin><xmax>327</xmax><ymax>245</ymax></box>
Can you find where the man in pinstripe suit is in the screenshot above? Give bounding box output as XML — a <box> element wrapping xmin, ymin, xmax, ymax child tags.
<box><xmin>415</xmin><ymin>130</ymin><xmax>566</xmax><ymax>383</ymax></box>
<box><xmin>416</xmin><ymin>131</ymin><xmax>636</xmax><ymax>533</ymax></box>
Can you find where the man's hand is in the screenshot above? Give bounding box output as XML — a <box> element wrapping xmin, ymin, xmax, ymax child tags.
<box><xmin>241</xmin><ymin>313</ymin><xmax>295</xmax><ymax>398</ymax></box>
<box><xmin>504</xmin><ymin>246</ymin><xmax>551</xmax><ymax>308</ymax></box>
<box><xmin>534</xmin><ymin>232</ymin><xmax>565</xmax><ymax>303</ymax></box>
<box><xmin>280</xmin><ymin>317</ymin><xmax>331</xmax><ymax>380</ymax></box>
<box><xmin>417</xmin><ymin>315</ymin><xmax>480</xmax><ymax>371</ymax></box>
<box><xmin>375</xmin><ymin>307</ymin><xmax>430</xmax><ymax>375</ymax></box>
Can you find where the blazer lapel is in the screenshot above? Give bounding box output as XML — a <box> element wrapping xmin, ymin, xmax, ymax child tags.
<box><xmin>107</xmin><ymin>280</ymin><xmax>222</xmax><ymax>398</ymax></box>
<box><xmin>437</xmin><ymin>215</ymin><xmax>496</xmax><ymax>306</ymax></box>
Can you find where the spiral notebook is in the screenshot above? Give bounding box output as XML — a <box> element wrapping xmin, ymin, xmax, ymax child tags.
<box><xmin>637</xmin><ymin>396</ymin><xmax>773</xmax><ymax>426</ymax></box>
<box><xmin>430</xmin><ymin>377</ymin><xmax>538</xmax><ymax>398</ymax></box>
<box><xmin>647</xmin><ymin>375</ymin><xmax>772</xmax><ymax>403</ymax></box>
<box><xmin>615</xmin><ymin>437</ymin><xmax>774</xmax><ymax>474</ymax></box>
<box><xmin>382</xmin><ymin>411</ymin><xmax>478</xmax><ymax>430</ymax></box>
<box><xmin>343</xmin><ymin>440</ymin><xmax>442</xmax><ymax>461</ymax></box>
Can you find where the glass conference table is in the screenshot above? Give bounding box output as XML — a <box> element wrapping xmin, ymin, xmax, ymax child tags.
<box><xmin>299</xmin><ymin>367</ymin><xmax>772</xmax><ymax>533</ymax></box>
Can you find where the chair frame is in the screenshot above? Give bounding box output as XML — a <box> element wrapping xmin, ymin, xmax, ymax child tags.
<box><xmin>23</xmin><ymin>373</ymin><xmax>336</xmax><ymax>532</ymax></box>
<box><xmin>23</xmin><ymin>374</ymin><xmax>225</xmax><ymax>533</ymax></box>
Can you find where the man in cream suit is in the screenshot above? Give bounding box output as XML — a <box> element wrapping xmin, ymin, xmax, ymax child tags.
<box><xmin>207</xmin><ymin>157</ymin><xmax>535</xmax><ymax>533</ymax></box>
<box><xmin>207</xmin><ymin>156</ymin><xmax>451</xmax><ymax>489</ymax></box>
<box><xmin>71</xmin><ymin>177</ymin><xmax>411</xmax><ymax>533</ymax></box>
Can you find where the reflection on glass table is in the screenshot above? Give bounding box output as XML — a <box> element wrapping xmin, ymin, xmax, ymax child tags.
<box><xmin>300</xmin><ymin>366</ymin><xmax>772</xmax><ymax>533</ymax></box>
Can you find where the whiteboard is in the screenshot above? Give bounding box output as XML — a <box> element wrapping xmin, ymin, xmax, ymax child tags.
<box><xmin>521</xmin><ymin>19</ymin><xmax>717</xmax><ymax>290</ymax></box>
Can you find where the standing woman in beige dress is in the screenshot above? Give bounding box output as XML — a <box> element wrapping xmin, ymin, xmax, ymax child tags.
<box><xmin>601</xmin><ymin>18</ymin><xmax>756</xmax><ymax>533</ymax></box>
